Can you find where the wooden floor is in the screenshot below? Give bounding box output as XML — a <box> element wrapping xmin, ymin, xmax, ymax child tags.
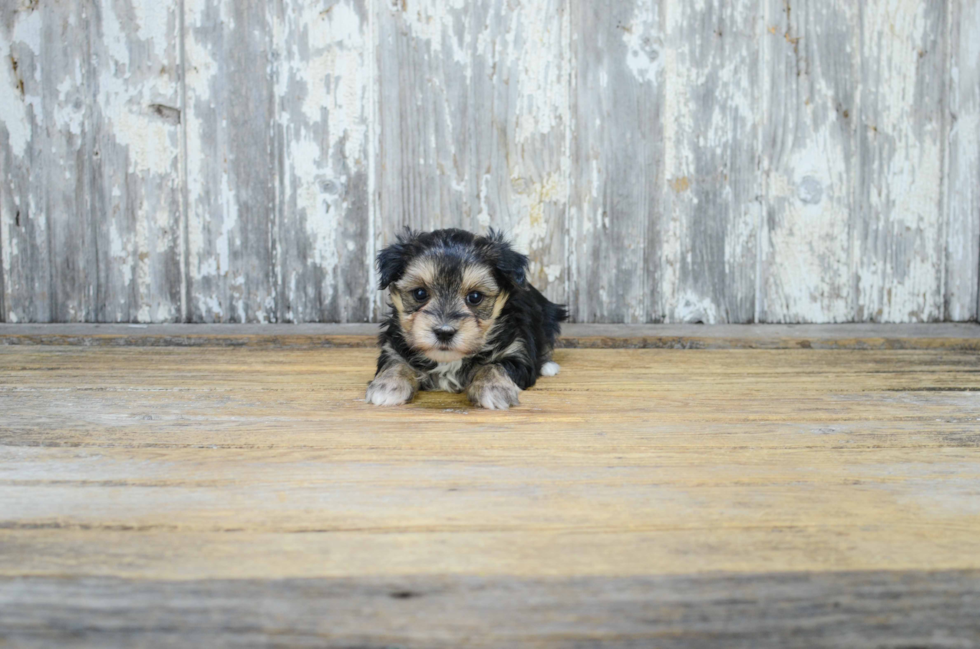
<box><xmin>2</xmin><ymin>330</ymin><xmax>980</xmax><ymax>647</ymax></box>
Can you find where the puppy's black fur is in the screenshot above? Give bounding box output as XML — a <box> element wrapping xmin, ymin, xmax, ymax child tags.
<box><xmin>370</xmin><ymin>228</ymin><xmax>567</xmax><ymax>408</ymax></box>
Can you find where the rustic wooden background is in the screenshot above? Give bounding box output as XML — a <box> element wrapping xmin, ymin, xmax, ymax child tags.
<box><xmin>1</xmin><ymin>0</ymin><xmax>977</xmax><ymax>324</ymax></box>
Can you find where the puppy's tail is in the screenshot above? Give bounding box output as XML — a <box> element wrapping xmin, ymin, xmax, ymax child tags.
<box><xmin>527</xmin><ymin>283</ymin><xmax>568</xmax><ymax>345</ymax></box>
<box><xmin>544</xmin><ymin>300</ymin><xmax>568</xmax><ymax>349</ymax></box>
<box><xmin>550</xmin><ymin>301</ymin><xmax>569</xmax><ymax>324</ymax></box>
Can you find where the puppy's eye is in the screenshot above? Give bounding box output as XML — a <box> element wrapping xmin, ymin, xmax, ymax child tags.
<box><xmin>412</xmin><ymin>288</ymin><xmax>428</xmax><ymax>302</ymax></box>
<box><xmin>466</xmin><ymin>291</ymin><xmax>484</xmax><ymax>306</ymax></box>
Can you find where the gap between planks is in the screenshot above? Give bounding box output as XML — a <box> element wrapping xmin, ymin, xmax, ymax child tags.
<box><xmin>0</xmin><ymin>323</ymin><xmax>979</xmax><ymax>350</ymax></box>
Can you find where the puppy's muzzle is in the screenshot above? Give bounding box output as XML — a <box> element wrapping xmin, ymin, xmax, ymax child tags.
<box><xmin>433</xmin><ymin>324</ymin><xmax>457</xmax><ymax>344</ymax></box>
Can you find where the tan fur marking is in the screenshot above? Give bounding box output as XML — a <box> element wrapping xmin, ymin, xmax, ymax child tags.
<box><xmin>389</xmin><ymin>290</ymin><xmax>404</xmax><ymax>313</ymax></box>
<box><xmin>461</xmin><ymin>264</ymin><xmax>499</xmax><ymax>294</ymax></box>
<box><xmin>491</xmin><ymin>291</ymin><xmax>509</xmax><ymax>319</ymax></box>
<box><xmin>399</xmin><ymin>309</ymin><xmax>420</xmax><ymax>348</ymax></box>
<box><xmin>395</xmin><ymin>257</ymin><xmax>439</xmax><ymax>292</ymax></box>
<box><xmin>407</xmin><ymin>308</ymin><xmax>438</xmax><ymax>351</ymax></box>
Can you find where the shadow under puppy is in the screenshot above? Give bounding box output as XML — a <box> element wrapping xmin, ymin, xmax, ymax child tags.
<box><xmin>366</xmin><ymin>228</ymin><xmax>567</xmax><ymax>409</ymax></box>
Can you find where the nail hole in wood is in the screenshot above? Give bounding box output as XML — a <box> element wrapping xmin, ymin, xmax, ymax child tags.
<box><xmin>389</xmin><ymin>590</ymin><xmax>419</xmax><ymax>600</ymax></box>
<box><xmin>148</xmin><ymin>104</ymin><xmax>181</xmax><ymax>125</ymax></box>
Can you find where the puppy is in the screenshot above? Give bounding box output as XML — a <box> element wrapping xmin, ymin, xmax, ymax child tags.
<box><xmin>366</xmin><ymin>228</ymin><xmax>567</xmax><ymax>409</ymax></box>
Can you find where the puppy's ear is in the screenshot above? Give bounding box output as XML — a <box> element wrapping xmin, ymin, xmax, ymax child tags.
<box><xmin>483</xmin><ymin>228</ymin><xmax>528</xmax><ymax>290</ymax></box>
<box><xmin>377</xmin><ymin>228</ymin><xmax>419</xmax><ymax>289</ymax></box>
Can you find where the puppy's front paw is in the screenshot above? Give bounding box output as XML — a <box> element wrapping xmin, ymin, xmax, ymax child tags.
<box><xmin>467</xmin><ymin>365</ymin><xmax>521</xmax><ymax>410</ymax></box>
<box><xmin>366</xmin><ymin>375</ymin><xmax>415</xmax><ymax>406</ymax></box>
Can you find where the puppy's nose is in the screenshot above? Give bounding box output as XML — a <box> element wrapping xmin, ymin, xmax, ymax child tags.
<box><xmin>433</xmin><ymin>325</ymin><xmax>457</xmax><ymax>343</ymax></box>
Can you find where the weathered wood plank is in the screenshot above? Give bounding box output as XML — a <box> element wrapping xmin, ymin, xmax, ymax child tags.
<box><xmin>274</xmin><ymin>0</ymin><xmax>372</xmax><ymax>323</ymax></box>
<box><xmin>2</xmin><ymin>571</ymin><xmax>979</xmax><ymax>648</ymax></box>
<box><xmin>183</xmin><ymin>0</ymin><xmax>277</xmax><ymax>322</ymax></box>
<box><xmin>90</xmin><ymin>0</ymin><xmax>183</xmax><ymax>322</ymax></box>
<box><xmin>759</xmin><ymin>0</ymin><xmax>860</xmax><ymax>323</ymax></box>
<box><xmin>761</xmin><ymin>0</ymin><xmax>948</xmax><ymax>323</ymax></box>
<box><xmin>377</xmin><ymin>0</ymin><xmax>569</xmax><ymax>307</ymax></box>
<box><xmin>1</xmin><ymin>348</ymin><xmax>979</xmax><ymax>562</ymax></box>
<box><xmin>568</xmin><ymin>0</ymin><xmax>662</xmax><ymax>323</ymax></box>
<box><xmin>1</xmin><ymin>2</ymin><xmax>46</xmax><ymax>323</ymax></box>
<box><xmin>0</xmin><ymin>205</ymin><xmax>3</xmax><ymax>323</ymax></box>
<box><xmin>946</xmin><ymin>0</ymin><xmax>980</xmax><ymax>321</ymax></box>
<box><xmin>38</xmin><ymin>4</ymin><xmax>100</xmax><ymax>323</ymax></box>
<box><xmin>1</xmin><ymin>345</ymin><xmax>979</xmax><ymax>641</ymax></box>
<box><xmin>659</xmin><ymin>0</ymin><xmax>761</xmax><ymax>323</ymax></box>
<box><xmin>0</xmin><ymin>3</ymin><xmax>89</xmax><ymax>323</ymax></box>
<box><xmin>0</xmin><ymin>2</ymin><xmax>183</xmax><ymax>324</ymax></box>
<box><xmin>854</xmin><ymin>0</ymin><xmax>947</xmax><ymax>323</ymax></box>
<box><xmin>4</xmin><ymin>322</ymin><xmax>980</xmax><ymax>350</ymax></box>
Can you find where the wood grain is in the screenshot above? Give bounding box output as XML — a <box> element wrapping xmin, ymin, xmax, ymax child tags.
<box><xmin>183</xmin><ymin>0</ymin><xmax>278</xmax><ymax>323</ymax></box>
<box><xmin>2</xmin><ymin>571</ymin><xmax>978</xmax><ymax>648</ymax></box>
<box><xmin>4</xmin><ymin>322</ymin><xmax>980</xmax><ymax>350</ymax></box>
<box><xmin>660</xmin><ymin>0</ymin><xmax>761</xmax><ymax>324</ymax></box>
<box><xmin>854</xmin><ymin>0</ymin><xmax>947</xmax><ymax>323</ymax></box>
<box><xmin>568</xmin><ymin>0</ymin><xmax>662</xmax><ymax>323</ymax></box>
<box><xmin>89</xmin><ymin>0</ymin><xmax>184</xmax><ymax>324</ymax></box>
<box><xmin>1</xmin><ymin>344</ymin><xmax>979</xmax><ymax>645</ymax></box>
<box><xmin>946</xmin><ymin>0</ymin><xmax>980</xmax><ymax>321</ymax></box>
<box><xmin>274</xmin><ymin>0</ymin><xmax>372</xmax><ymax>323</ymax></box>
<box><xmin>1</xmin><ymin>1</ymin><xmax>59</xmax><ymax>323</ymax></box>
<box><xmin>759</xmin><ymin>0</ymin><xmax>860</xmax><ymax>323</ymax></box>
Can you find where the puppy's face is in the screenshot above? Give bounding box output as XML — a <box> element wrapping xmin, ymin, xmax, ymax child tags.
<box><xmin>377</xmin><ymin>229</ymin><xmax>528</xmax><ymax>364</ymax></box>
<box><xmin>391</xmin><ymin>254</ymin><xmax>507</xmax><ymax>363</ymax></box>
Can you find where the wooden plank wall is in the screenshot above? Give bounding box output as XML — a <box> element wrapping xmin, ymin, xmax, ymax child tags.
<box><xmin>0</xmin><ymin>1</ymin><xmax>184</xmax><ymax>323</ymax></box>
<box><xmin>1</xmin><ymin>0</ymin><xmax>977</xmax><ymax>324</ymax></box>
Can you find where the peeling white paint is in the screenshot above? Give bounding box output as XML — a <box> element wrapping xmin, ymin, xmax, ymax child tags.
<box><xmin>758</xmin><ymin>0</ymin><xmax>862</xmax><ymax>323</ymax></box>
<box><xmin>945</xmin><ymin>0</ymin><xmax>980</xmax><ymax>321</ymax></box>
<box><xmin>544</xmin><ymin>264</ymin><xmax>563</xmax><ymax>284</ymax></box>
<box><xmin>0</xmin><ymin>9</ymin><xmax>41</xmax><ymax>158</ymax></box>
<box><xmin>766</xmin><ymin>128</ymin><xmax>853</xmax><ymax>323</ymax></box>
<box><xmin>274</xmin><ymin>0</ymin><xmax>372</xmax><ymax>321</ymax></box>
<box><xmin>398</xmin><ymin>0</ymin><xmax>469</xmax><ymax>64</ymax></box>
<box><xmin>508</xmin><ymin>168</ymin><xmax>566</xmax><ymax>283</ymax></box>
<box><xmin>97</xmin><ymin>0</ymin><xmax>181</xmax><ymax>322</ymax></box>
<box><xmin>290</xmin><ymin>136</ymin><xmax>338</xmax><ymax>274</ymax></box>
<box><xmin>216</xmin><ymin>173</ymin><xmax>238</xmax><ymax>277</ymax></box>
<box><xmin>476</xmin><ymin>173</ymin><xmax>492</xmax><ymax>230</ymax></box>
<box><xmin>53</xmin><ymin>65</ymin><xmax>85</xmax><ymax>137</ymax></box>
<box><xmin>132</xmin><ymin>0</ymin><xmax>172</xmax><ymax>44</ymax></box>
<box><xmin>623</xmin><ymin>1</ymin><xmax>662</xmax><ymax>84</ymax></box>
<box><xmin>510</xmin><ymin>0</ymin><xmax>569</xmax><ymax>143</ymax></box>
<box><xmin>661</xmin><ymin>0</ymin><xmax>758</xmax><ymax>323</ymax></box>
<box><xmin>183</xmin><ymin>0</ymin><xmax>220</xmax><ymax>306</ymax></box>
<box><xmin>673</xmin><ymin>289</ymin><xmax>720</xmax><ymax>324</ymax></box>
<box><xmin>857</xmin><ymin>0</ymin><xmax>944</xmax><ymax>322</ymax></box>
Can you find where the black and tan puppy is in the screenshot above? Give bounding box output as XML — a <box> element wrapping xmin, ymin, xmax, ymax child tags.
<box><xmin>366</xmin><ymin>228</ymin><xmax>567</xmax><ymax>409</ymax></box>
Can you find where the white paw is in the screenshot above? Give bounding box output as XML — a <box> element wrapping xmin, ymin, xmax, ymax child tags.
<box><xmin>467</xmin><ymin>367</ymin><xmax>521</xmax><ymax>410</ymax></box>
<box><xmin>366</xmin><ymin>377</ymin><xmax>415</xmax><ymax>406</ymax></box>
<box><xmin>540</xmin><ymin>361</ymin><xmax>560</xmax><ymax>377</ymax></box>
<box><xmin>471</xmin><ymin>384</ymin><xmax>521</xmax><ymax>409</ymax></box>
